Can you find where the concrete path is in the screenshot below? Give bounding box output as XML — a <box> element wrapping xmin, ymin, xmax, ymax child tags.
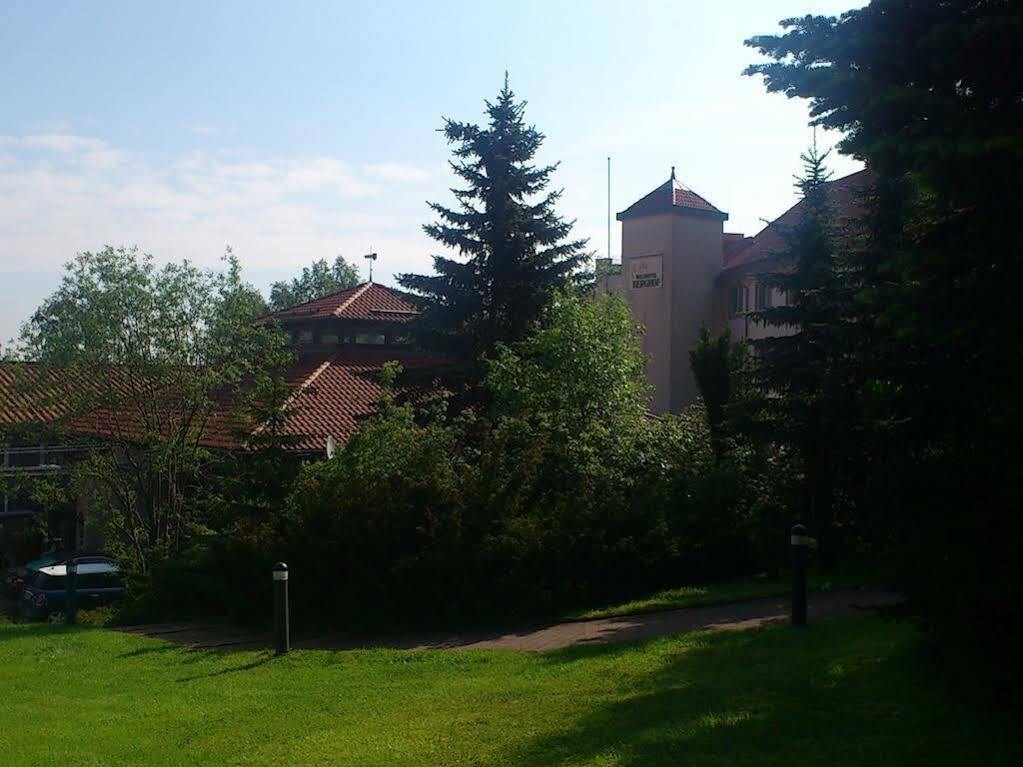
<box><xmin>118</xmin><ymin>588</ymin><xmax>899</xmax><ymax>653</ymax></box>
<box><xmin>118</xmin><ymin>622</ymin><xmax>270</xmax><ymax>650</ymax></box>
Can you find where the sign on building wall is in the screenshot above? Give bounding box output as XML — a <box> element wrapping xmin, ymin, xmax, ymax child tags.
<box><xmin>629</xmin><ymin>255</ymin><xmax>663</xmax><ymax>289</ymax></box>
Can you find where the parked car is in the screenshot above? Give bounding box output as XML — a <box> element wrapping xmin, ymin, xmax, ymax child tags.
<box><xmin>20</xmin><ymin>561</ymin><xmax>125</xmax><ymax>623</ymax></box>
<box><xmin>3</xmin><ymin>550</ymin><xmax>114</xmax><ymax>597</ymax></box>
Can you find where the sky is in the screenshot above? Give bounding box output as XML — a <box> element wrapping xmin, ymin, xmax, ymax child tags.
<box><xmin>0</xmin><ymin>0</ymin><xmax>863</xmax><ymax>345</ymax></box>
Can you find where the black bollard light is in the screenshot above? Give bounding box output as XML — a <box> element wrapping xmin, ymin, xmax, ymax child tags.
<box><xmin>65</xmin><ymin>557</ymin><xmax>78</xmax><ymax>626</ymax></box>
<box><xmin>791</xmin><ymin>524</ymin><xmax>810</xmax><ymax>627</ymax></box>
<box><xmin>272</xmin><ymin>562</ymin><xmax>290</xmax><ymax>655</ymax></box>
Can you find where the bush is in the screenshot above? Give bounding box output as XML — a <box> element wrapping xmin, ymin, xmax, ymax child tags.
<box><xmin>114</xmin><ymin>537</ymin><xmax>275</xmax><ymax>626</ymax></box>
<box><xmin>283</xmin><ymin>370</ymin><xmax>476</xmax><ymax>627</ymax></box>
<box><xmin>138</xmin><ymin>295</ymin><xmax>770</xmax><ymax>629</ymax></box>
<box><xmin>268</xmin><ymin>296</ymin><xmax>761</xmax><ymax>626</ymax></box>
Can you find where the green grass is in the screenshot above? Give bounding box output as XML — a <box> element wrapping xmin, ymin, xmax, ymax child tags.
<box><xmin>1</xmin><ymin>617</ymin><xmax>1018</xmax><ymax>766</ymax></box>
<box><xmin>568</xmin><ymin>568</ymin><xmax>870</xmax><ymax>621</ymax></box>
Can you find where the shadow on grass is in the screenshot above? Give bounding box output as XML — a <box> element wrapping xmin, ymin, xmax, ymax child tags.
<box><xmin>174</xmin><ymin>651</ymin><xmax>275</xmax><ymax>683</ymax></box>
<box><xmin>108</xmin><ymin>626</ymin><xmax>275</xmax><ymax>680</ymax></box>
<box><xmin>119</xmin><ymin>643</ymin><xmax>197</xmax><ymax>659</ymax></box>
<box><xmin>0</xmin><ymin>621</ymin><xmax>83</xmax><ymax>643</ymax></box>
<box><xmin>501</xmin><ymin>619</ymin><xmax>1023</xmax><ymax>767</ymax></box>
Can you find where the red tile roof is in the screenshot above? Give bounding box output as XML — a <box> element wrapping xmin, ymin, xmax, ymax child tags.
<box><xmin>1</xmin><ymin>351</ymin><xmax>446</xmax><ymax>453</ymax></box>
<box><xmin>618</xmin><ymin>174</ymin><xmax>727</xmax><ymax>221</ymax></box>
<box><xmin>672</xmin><ymin>186</ymin><xmax>721</xmax><ymax>213</ymax></box>
<box><xmin>272</xmin><ymin>351</ymin><xmax>444</xmax><ymax>452</ymax></box>
<box><xmin>259</xmin><ymin>282</ymin><xmax>420</xmax><ymax>323</ymax></box>
<box><xmin>0</xmin><ymin>364</ymin><xmax>74</xmax><ymax>425</ymax></box>
<box><xmin>0</xmin><ymin>362</ymin><xmax>246</xmax><ymax>447</ymax></box>
<box><xmin>722</xmin><ymin>170</ymin><xmax>874</xmax><ymax>271</ymax></box>
<box><xmin>723</xmin><ymin>232</ymin><xmax>752</xmax><ymax>262</ymax></box>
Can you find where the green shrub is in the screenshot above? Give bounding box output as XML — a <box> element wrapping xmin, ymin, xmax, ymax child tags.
<box><xmin>283</xmin><ymin>372</ymin><xmax>476</xmax><ymax>626</ymax></box>
<box><xmin>270</xmin><ymin>297</ymin><xmax>760</xmax><ymax>625</ymax></box>
<box><xmin>141</xmin><ymin>295</ymin><xmax>770</xmax><ymax>628</ymax></box>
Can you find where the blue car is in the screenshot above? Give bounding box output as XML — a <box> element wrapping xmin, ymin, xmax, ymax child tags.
<box><xmin>20</xmin><ymin>562</ymin><xmax>125</xmax><ymax>623</ymax></box>
<box><xmin>4</xmin><ymin>550</ymin><xmax>113</xmax><ymax>597</ymax></box>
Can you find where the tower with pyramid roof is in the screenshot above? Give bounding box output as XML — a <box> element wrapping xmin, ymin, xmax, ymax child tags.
<box><xmin>616</xmin><ymin>168</ymin><xmax>728</xmax><ymax>412</ymax></box>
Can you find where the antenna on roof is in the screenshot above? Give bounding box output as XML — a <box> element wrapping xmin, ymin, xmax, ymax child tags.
<box><xmin>364</xmin><ymin>250</ymin><xmax>378</xmax><ymax>282</ymax></box>
<box><xmin>607</xmin><ymin>156</ymin><xmax>611</xmax><ymax>264</ymax></box>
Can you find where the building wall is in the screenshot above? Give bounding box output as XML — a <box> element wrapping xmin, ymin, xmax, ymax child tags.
<box><xmin>717</xmin><ymin>269</ymin><xmax>795</xmax><ymax>343</ymax></box>
<box><xmin>669</xmin><ymin>214</ymin><xmax>725</xmax><ymax>411</ymax></box>
<box><xmin>621</xmin><ymin>214</ymin><xmax>674</xmax><ymax>412</ymax></box>
<box><xmin>621</xmin><ymin>212</ymin><xmax>724</xmax><ymax>413</ymax></box>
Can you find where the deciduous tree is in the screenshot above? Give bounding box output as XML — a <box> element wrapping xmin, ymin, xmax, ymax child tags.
<box><xmin>268</xmin><ymin>255</ymin><xmax>361</xmax><ymax>311</ymax></box>
<box><xmin>17</xmin><ymin>246</ymin><xmax>290</xmax><ymax>571</ymax></box>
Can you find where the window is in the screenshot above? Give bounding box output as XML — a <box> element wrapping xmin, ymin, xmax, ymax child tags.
<box><xmin>7</xmin><ymin>449</ymin><xmax>41</xmax><ymax>468</ymax></box>
<box><xmin>728</xmin><ymin>283</ymin><xmax>742</xmax><ymax>317</ymax></box>
<box><xmin>390</xmin><ymin>332</ymin><xmax>413</xmax><ymax>346</ymax></box>
<box><xmin>355</xmin><ymin>331</ymin><xmax>386</xmax><ymax>345</ymax></box>
<box><xmin>32</xmin><ymin>572</ymin><xmax>65</xmax><ymax>590</ymax></box>
<box><xmin>319</xmin><ymin>332</ymin><xmax>339</xmax><ymax>345</ymax></box>
<box><xmin>78</xmin><ymin>571</ymin><xmax>124</xmax><ymax>589</ymax></box>
<box><xmin>296</xmin><ymin>329</ymin><xmax>313</xmax><ymax>344</ymax></box>
<box><xmin>32</xmin><ymin>570</ymin><xmax>123</xmax><ymax>590</ymax></box>
<box><xmin>728</xmin><ymin>282</ymin><xmax>749</xmax><ymax>317</ymax></box>
<box><xmin>755</xmin><ymin>281</ymin><xmax>774</xmax><ymax>310</ymax></box>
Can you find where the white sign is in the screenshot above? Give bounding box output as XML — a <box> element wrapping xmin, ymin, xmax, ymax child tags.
<box><xmin>630</xmin><ymin>255</ymin><xmax>663</xmax><ymax>289</ymax></box>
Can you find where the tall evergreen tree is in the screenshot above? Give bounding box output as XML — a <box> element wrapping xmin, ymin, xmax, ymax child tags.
<box><xmin>747</xmin><ymin>145</ymin><xmax>850</xmax><ymax>565</ymax></box>
<box><xmin>746</xmin><ymin>0</ymin><xmax>1023</xmax><ymax>698</ymax></box>
<box><xmin>398</xmin><ymin>77</ymin><xmax>588</xmax><ymax>363</ymax></box>
<box><xmin>689</xmin><ymin>324</ymin><xmax>747</xmax><ymax>457</ymax></box>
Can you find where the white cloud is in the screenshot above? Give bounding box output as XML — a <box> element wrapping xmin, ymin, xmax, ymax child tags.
<box><xmin>0</xmin><ymin>133</ymin><xmax>437</xmax><ymax>271</ymax></box>
<box><xmin>363</xmin><ymin>162</ymin><xmax>432</xmax><ymax>184</ymax></box>
<box><xmin>0</xmin><ymin>133</ymin><xmax>440</xmax><ymax>341</ymax></box>
<box><xmin>3</xmin><ymin>133</ymin><xmax>108</xmax><ymax>153</ymax></box>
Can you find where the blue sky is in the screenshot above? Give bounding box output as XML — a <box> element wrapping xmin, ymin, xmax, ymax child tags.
<box><xmin>0</xmin><ymin>0</ymin><xmax>862</xmax><ymax>344</ymax></box>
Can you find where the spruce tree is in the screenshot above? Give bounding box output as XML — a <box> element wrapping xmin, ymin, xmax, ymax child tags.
<box><xmin>745</xmin><ymin>0</ymin><xmax>1023</xmax><ymax>698</ymax></box>
<box><xmin>689</xmin><ymin>324</ymin><xmax>747</xmax><ymax>457</ymax></box>
<box><xmin>748</xmin><ymin>145</ymin><xmax>848</xmax><ymax>564</ymax></box>
<box><xmin>398</xmin><ymin>77</ymin><xmax>588</xmax><ymax>364</ymax></box>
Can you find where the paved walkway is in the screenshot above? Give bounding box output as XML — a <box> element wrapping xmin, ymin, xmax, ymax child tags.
<box><xmin>118</xmin><ymin>588</ymin><xmax>899</xmax><ymax>653</ymax></box>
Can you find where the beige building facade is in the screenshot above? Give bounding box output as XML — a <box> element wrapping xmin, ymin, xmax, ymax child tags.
<box><xmin>601</xmin><ymin>168</ymin><xmax>871</xmax><ymax>413</ymax></box>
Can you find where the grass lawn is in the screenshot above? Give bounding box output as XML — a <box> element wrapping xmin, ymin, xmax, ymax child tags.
<box><xmin>568</xmin><ymin>568</ymin><xmax>870</xmax><ymax>620</ymax></box>
<box><xmin>1</xmin><ymin>617</ymin><xmax>1018</xmax><ymax>766</ymax></box>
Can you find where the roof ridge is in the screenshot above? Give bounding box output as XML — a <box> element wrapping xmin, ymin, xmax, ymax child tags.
<box><xmin>254</xmin><ymin>282</ymin><xmax>366</xmax><ymax>322</ymax></box>
<box><xmin>250</xmin><ymin>354</ymin><xmax>336</xmax><ymax>437</ymax></box>
<box><xmin>333</xmin><ymin>282</ymin><xmax>373</xmax><ymax>317</ymax></box>
<box><xmin>296</xmin><ymin>354</ymin><xmax>336</xmax><ymax>391</ymax></box>
<box><xmin>618</xmin><ymin>175</ymin><xmax>726</xmax><ymax>221</ymax></box>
